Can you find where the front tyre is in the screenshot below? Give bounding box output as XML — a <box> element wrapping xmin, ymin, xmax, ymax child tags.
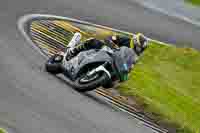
<box><xmin>73</xmin><ymin>72</ymin><xmax>110</xmax><ymax>92</ymax></box>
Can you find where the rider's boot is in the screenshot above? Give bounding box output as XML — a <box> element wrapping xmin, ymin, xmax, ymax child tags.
<box><xmin>64</xmin><ymin>44</ymin><xmax>86</xmax><ymax>61</ymax></box>
<box><xmin>63</xmin><ymin>38</ymin><xmax>104</xmax><ymax>61</ymax></box>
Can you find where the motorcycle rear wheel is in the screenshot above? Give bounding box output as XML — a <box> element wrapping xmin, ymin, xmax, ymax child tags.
<box><xmin>45</xmin><ymin>55</ymin><xmax>64</xmax><ymax>75</ymax></box>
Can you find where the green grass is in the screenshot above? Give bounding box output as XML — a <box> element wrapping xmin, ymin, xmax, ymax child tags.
<box><xmin>117</xmin><ymin>42</ymin><xmax>200</xmax><ymax>133</ymax></box>
<box><xmin>185</xmin><ymin>0</ymin><xmax>200</xmax><ymax>6</ymax></box>
<box><xmin>0</xmin><ymin>128</ymin><xmax>7</xmax><ymax>133</ymax></box>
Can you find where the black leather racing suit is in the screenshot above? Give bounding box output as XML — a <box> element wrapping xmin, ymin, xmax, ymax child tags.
<box><xmin>46</xmin><ymin>36</ymin><xmax>146</xmax><ymax>75</ymax></box>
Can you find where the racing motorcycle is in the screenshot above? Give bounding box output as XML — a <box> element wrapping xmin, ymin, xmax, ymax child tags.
<box><xmin>45</xmin><ymin>33</ymin><xmax>136</xmax><ymax>92</ymax></box>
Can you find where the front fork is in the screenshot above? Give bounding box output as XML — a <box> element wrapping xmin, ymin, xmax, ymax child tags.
<box><xmin>87</xmin><ymin>62</ymin><xmax>112</xmax><ymax>79</ymax></box>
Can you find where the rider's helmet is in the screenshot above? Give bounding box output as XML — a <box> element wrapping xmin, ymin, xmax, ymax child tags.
<box><xmin>134</xmin><ymin>33</ymin><xmax>148</xmax><ymax>49</ymax></box>
<box><xmin>133</xmin><ymin>33</ymin><xmax>148</xmax><ymax>55</ymax></box>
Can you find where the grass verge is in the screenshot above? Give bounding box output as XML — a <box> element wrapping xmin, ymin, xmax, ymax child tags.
<box><xmin>117</xmin><ymin>42</ymin><xmax>200</xmax><ymax>133</ymax></box>
<box><xmin>185</xmin><ymin>0</ymin><xmax>200</xmax><ymax>6</ymax></box>
<box><xmin>0</xmin><ymin>128</ymin><xmax>7</xmax><ymax>133</ymax></box>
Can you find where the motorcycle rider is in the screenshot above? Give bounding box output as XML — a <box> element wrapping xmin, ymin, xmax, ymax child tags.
<box><xmin>46</xmin><ymin>32</ymin><xmax>148</xmax><ymax>75</ymax></box>
<box><xmin>105</xmin><ymin>33</ymin><xmax>148</xmax><ymax>55</ymax></box>
<box><xmin>62</xmin><ymin>33</ymin><xmax>148</xmax><ymax>60</ymax></box>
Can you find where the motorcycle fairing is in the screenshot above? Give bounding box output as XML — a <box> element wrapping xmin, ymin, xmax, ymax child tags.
<box><xmin>63</xmin><ymin>49</ymin><xmax>113</xmax><ymax>80</ymax></box>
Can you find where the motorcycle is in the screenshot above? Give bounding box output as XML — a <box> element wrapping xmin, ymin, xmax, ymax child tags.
<box><xmin>45</xmin><ymin>33</ymin><xmax>136</xmax><ymax>92</ymax></box>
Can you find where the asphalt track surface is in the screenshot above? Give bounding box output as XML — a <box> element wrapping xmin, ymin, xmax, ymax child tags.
<box><xmin>0</xmin><ymin>0</ymin><xmax>200</xmax><ymax>133</ymax></box>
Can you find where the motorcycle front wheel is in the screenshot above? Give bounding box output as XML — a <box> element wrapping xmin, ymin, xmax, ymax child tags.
<box><xmin>73</xmin><ymin>72</ymin><xmax>110</xmax><ymax>92</ymax></box>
